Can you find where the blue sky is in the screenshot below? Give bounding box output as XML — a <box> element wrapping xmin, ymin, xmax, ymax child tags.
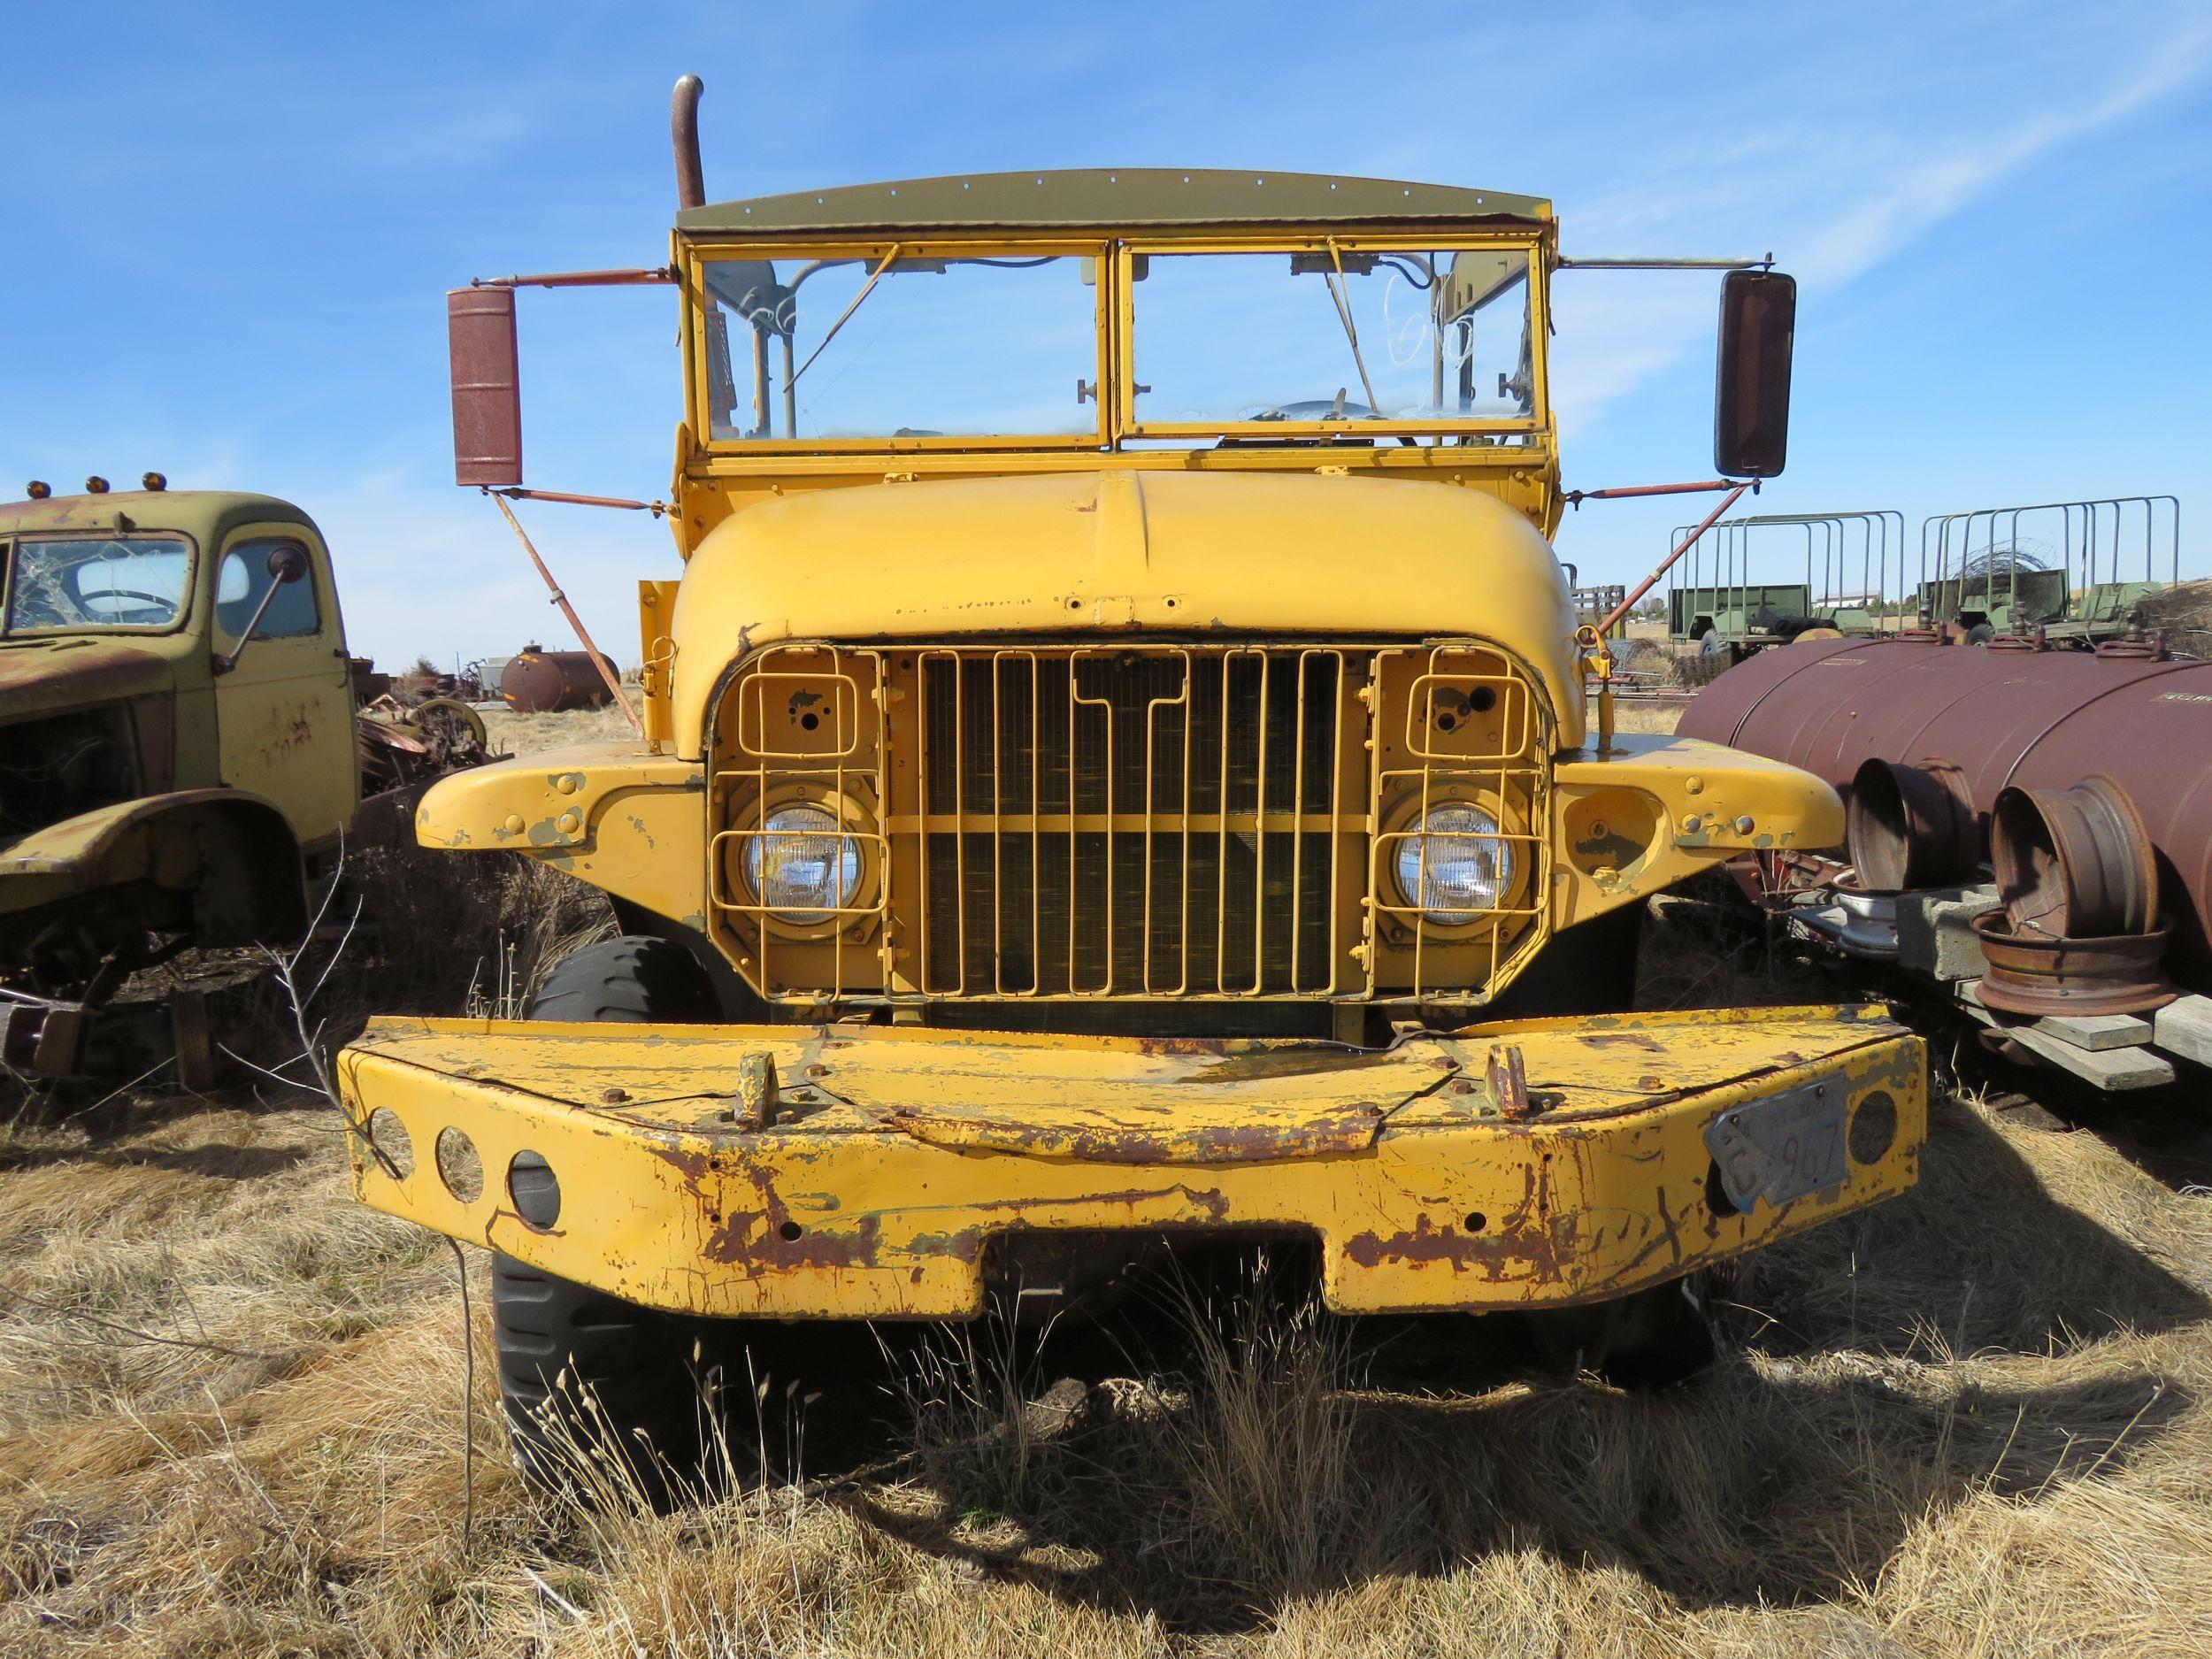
<box><xmin>4</xmin><ymin>1</ymin><xmax>2208</xmax><ymax>666</ymax></box>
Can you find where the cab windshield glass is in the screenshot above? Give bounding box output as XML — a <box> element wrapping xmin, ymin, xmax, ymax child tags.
<box><xmin>1130</xmin><ymin>244</ymin><xmax>1539</xmax><ymax>441</ymax></box>
<box><xmin>701</xmin><ymin>250</ymin><xmax>1099</xmax><ymax>442</ymax></box>
<box><xmin>4</xmin><ymin>536</ymin><xmax>194</xmax><ymax>634</ymax></box>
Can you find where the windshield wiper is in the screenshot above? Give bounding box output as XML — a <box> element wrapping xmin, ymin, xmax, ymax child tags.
<box><xmin>1320</xmin><ymin>238</ymin><xmax>1381</xmax><ymax>414</ymax></box>
<box><xmin>789</xmin><ymin>242</ymin><xmax>902</xmax><ymax>390</ymax></box>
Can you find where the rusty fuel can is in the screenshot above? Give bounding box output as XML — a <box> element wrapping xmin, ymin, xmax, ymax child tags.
<box><xmin>498</xmin><ymin>643</ymin><xmax>620</xmax><ymax>713</ymax></box>
<box><xmin>1679</xmin><ymin>636</ymin><xmax>2212</xmax><ymax>992</ymax></box>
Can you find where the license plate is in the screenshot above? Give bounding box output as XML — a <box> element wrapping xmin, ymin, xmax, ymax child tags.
<box><xmin>1702</xmin><ymin>1079</ymin><xmax>1849</xmax><ymax>1213</ymax></box>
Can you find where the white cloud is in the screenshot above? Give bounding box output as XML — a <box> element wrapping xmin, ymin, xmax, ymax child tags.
<box><xmin>1547</xmin><ymin>14</ymin><xmax>2212</xmax><ymax>437</ymax></box>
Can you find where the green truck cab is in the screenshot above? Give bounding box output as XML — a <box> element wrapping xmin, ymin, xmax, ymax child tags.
<box><xmin>0</xmin><ymin>484</ymin><xmax>357</xmax><ymax>1075</ymax></box>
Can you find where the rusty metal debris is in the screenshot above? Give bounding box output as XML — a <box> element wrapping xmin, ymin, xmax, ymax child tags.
<box><xmin>1970</xmin><ymin>912</ymin><xmax>2177</xmax><ymax>1018</ymax></box>
<box><xmin>1991</xmin><ymin>775</ymin><xmax>2159</xmax><ymax>941</ymax></box>
<box><xmin>496</xmin><ymin>644</ymin><xmax>624</xmax><ymax>715</ymax></box>
<box><xmin>1486</xmin><ymin>1042</ymin><xmax>1532</xmax><ymax>1117</ymax></box>
<box><xmin>726</xmin><ymin>1050</ymin><xmax>778</xmax><ymax>1130</ymax></box>
<box><xmin>1682</xmin><ymin>633</ymin><xmax>2212</xmax><ymax>995</ymax></box>
<box><xmin>1847</xmin><ymin>757</ymin><xmax>1978</xmax><ymax>893</ymax></box>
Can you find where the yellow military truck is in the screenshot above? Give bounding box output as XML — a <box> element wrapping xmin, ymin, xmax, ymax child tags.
<box><xmin>337</xmin><ymin>80</ymin><xmax>1926</xmax><ymax>1491</ymax></box>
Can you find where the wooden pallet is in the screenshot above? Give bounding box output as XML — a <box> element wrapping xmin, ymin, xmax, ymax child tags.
<box><xmin>1955</xmin><ymin>980</ymin><xmax>2176</xmax><ymax>1091</ymax></box>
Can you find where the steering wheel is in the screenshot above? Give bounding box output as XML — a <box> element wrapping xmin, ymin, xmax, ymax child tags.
<box><xmin>1225</xmin><ymin>398</ymin><xmax>1418</xmax><ymax>449</ymax></box>
<box><xmin>87</xmin><ymin>589</ymin><xmax>172</xmax><ymax>611</ymax></box>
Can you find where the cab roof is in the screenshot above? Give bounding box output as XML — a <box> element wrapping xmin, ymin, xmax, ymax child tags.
<box><xmin>675</xmin><ymin>168</ymin><xmax>1553</xmax><ymax>236</ymax></box>
<box><xmin>0</xmin><ymin>489</ymin><xmax>314</xmax><ymax>547</ymax></box>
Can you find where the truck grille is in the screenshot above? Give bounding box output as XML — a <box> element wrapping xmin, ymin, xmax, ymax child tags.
<box><xmin>707</xmin><ymin>641</ymin><xmax>1550</xmax><ymax>1004</ymax></box>
<box><xmin>915</xmin><ymin>648</ymin><xmax>1355</xmax><ymax>995</ymax></box>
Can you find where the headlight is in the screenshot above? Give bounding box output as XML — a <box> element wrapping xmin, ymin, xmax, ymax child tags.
<box><xmin>745</xmin><ymin>804</ymin><xmax>861</xmax><ymax>921</ymax></box>
<box><xmin>1394</xmin><ymin>803</ymin><xmax>1516</xmax><ymax>924</ymax></box>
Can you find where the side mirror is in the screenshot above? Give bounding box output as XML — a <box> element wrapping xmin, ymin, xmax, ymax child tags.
<box><xmin>448</xmin><ymin>286</ymin><xmax>522</xmax><ymax>488</ymax></box>
<box><xmin>212</xmin><ymin>542</ymin><xmax>312</xmax><ymax>676</ymax></box>
<box><xmin>1715</xmin><ymin>269</ymin><xmax>1795</xmax><ymax>478</ymax></box>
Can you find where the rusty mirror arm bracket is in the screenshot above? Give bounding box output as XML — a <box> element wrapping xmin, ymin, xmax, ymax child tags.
<box><xmin>486</xmin><ymin>486</ymin><xmax>667</xmax><ymax>518</ymax></box>
<box><xmin>469</xmin><ymin>269</ymin><xmax>675</xmax><ymax>290</ymax></box>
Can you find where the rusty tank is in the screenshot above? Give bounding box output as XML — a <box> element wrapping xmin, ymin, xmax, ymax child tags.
<box><xmin>1678</xmin><ymin>635</ymin><xmax>2212</xmax><ymax>991</ymax></box>
<box><xmin>498</xmin><ymin>643</ymin><xmax>619</xmax><ymax>713</ymax></box>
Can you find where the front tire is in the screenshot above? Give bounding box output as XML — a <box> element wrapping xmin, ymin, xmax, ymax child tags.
<box><xmin>492</xmin><ymin>936</ymin><xmax>725</xmax><ymax>1504</ymax></box>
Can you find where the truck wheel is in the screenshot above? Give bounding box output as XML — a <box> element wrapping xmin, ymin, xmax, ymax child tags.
<box><xmin>1518</xmin><ymin>1279</ymin><xmax>1717</xmax><ymax>1390</ymax></box>
<box><xmin>525</xmin><ymin>933</ymin><xmax>721</xmax><ymax>1024</ymax></box>
<box><xmin>1480</xmin><ymin>901</ymin><xmax>1643</xmax><ymax>1019</ymax></box>
<box><xmin>493</xmin><ymin>936</ymin><xmax>725</xmax><ymax>1505</ymax></box>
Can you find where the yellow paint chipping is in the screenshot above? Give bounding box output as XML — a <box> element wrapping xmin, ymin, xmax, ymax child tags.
<box><xmin>338</xmin><ymin>1005</ymin><xmax>1923</xmax><ymax>1319</ymax></box>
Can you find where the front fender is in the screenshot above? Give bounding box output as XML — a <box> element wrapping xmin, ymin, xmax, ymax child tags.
<box><xmin>0</xmin><ymin>787</ymin><xmax>305</xmax><ymax>943</ymax></box>
<box><xmin>415</xmin><ymin>741</ymin><xmax>710</xmax><ymax>933</ymax></box>
<box><xmin>1549</xmin><ymin>733</ymin><xmax>1844</xmax><ymax>929</ymax></box>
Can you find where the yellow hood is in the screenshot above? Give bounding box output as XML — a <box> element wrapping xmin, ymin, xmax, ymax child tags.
<box><xmin>667</xmin><ymin>469</ymin><xmax>1581</xmax><ymax>757</ymax></box>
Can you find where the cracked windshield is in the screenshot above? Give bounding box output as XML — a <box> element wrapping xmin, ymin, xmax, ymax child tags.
<box><xmin>1133</xmin><ymin>246</ymin><xmax>1538</xmax><ymax>440</ymax></box>
<box><xmin>4</xmin><ymin>535</ymin><xmax>192</xmax><ymax>634</ymax></box>
<box><xmin>703</xmin><ymin>251</ymin><xmax>1099</xmax><ymax>441</ymax></box>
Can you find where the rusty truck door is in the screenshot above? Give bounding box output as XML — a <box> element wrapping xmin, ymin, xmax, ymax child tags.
<box><xmin>208</xmin><ymin>523</ymin><xmax>357</xmax><ymax>851</ymax></box>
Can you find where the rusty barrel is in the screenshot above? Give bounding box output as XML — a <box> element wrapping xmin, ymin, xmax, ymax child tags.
<box><xmin>1678</xmin><ymin>636</ymin><xmax>2212</xmax><ymax>992</ymax></box>
<box><xmin>498</xmin><ymin>644</ymin><xmax>619</xmax><ymax>713</ymax></box>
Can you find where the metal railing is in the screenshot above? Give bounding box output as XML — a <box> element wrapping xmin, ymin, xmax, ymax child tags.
<box><xmin>1664</xmin><ymin>511</ymin><xmax>1905</xmax><ymax>639</ymax></box>
<box><xmin>1917</xmin><ymin>496</ymin><xmax>2181</xmax><ymax>630</ymax></box>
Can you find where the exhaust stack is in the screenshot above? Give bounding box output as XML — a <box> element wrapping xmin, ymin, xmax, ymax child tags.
<box><xmin>672</xmin><ymin>75</ymin><xmax>705</xmax><ymax>209</ymax></box>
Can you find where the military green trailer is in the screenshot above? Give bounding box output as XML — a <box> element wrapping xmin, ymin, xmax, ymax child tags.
<box><xmin>1663</xmin><ymin>511</ymin><xmax>1903</xmax><ymax>663</ymax></box>
<box><xmin>1916</xmin><ymin>495</ymin><xmax>2180</xmax><ymax>646</ymax></box>
<box><xmin>1669</xmin><ymin>581</ymin><xmax>1816</xmax><ymax>654</ymax></box>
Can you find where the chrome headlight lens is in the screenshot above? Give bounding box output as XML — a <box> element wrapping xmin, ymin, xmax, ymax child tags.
<box><xmin>1394</xmin><ymin>803</ymin><xmax>1515</xmax><ymax>924</ymax></box>
<box><xmin>744</xmin><ymin>804</ymin><xmax>861</xmax><ymax>921</ymax></box>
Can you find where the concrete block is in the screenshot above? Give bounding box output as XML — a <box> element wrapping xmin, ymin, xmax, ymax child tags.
<box><xmin>1895</xmin><ymin>883</ymin><xmax>2001</xmax><ymax>983</ymax></box>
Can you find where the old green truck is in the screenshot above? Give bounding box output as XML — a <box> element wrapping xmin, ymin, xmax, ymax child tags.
<box><xmin>1</xmin><ymin>480</ymin><xmax>486</xmax><ymax>1081</ymax></box>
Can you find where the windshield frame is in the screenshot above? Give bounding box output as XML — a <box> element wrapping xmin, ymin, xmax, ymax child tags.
<box><xmin>684</xmin><ymin>236</ymin><xmax>1115</xmax><ymax>453</ymax></box>
<box><xmin>1</xmin><ymin>530</ymin><xmax>200</xmax><ymax>640</ymax></box>
<box><xmin>682</xmin><ymin>230</ymin><xmax>1550</xmax><ymax>456</ymax></box>
<box><xmin>1117</xmin><ymin>234</ymin><xmax>1547</xmax><ymax>443</ymax></box>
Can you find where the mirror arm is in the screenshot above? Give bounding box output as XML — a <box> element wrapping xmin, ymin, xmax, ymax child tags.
<box><xmin>211</xmin><ymin>580</ymin><xmax>290</xmax><ymax>677</ymax></box>
<box><xmin>1594</xmin><ymin>482</ymin><xmax>1754</xmax><ymax>637</ymax></box>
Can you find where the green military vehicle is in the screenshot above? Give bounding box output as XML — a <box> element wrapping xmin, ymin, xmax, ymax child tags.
<box><xmin>1</xmin><ymin>480</ymin><xmax>487</xmax><ymax>1082</ymax></box>
<box><xmin>1669</xmin><ymin>580</ymin><xmax>1821</xmax><ymax>657</ymax></box>
<box><xmin>1916</xmin><ymin>496</ymin><xmax>2180</xmax><ymax>646</ymax></box>
<box><xmin>1665</xmin><ymin>511</ymin><xmax>1902</xmax><ymax>664</ymax></box>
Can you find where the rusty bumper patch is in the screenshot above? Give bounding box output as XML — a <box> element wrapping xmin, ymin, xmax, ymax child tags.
<box><xmin>335</xmin><ymin>1006</ymin><xmax>1925</xmax><ymax>1321</ymax></box>
<box><xmin>881</xmin><ymin>1102</ymin><xmax>1383</xmax><ymax>1164</ymax></box>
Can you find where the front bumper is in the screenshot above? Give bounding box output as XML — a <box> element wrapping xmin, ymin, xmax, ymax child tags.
<box><xmin>335</xmin><ymin>1004</ymin><xmax>1924</xmax><ymax>1319</ymax></box>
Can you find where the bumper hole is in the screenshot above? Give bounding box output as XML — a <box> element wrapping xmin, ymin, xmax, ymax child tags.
<box><xmin>779</xmin><ymin>1220</ymin><xmax>803</xmax><ymax>1242</ymax></box>
<box><xmin>509</xmin><ymin>1150</ymin><xmax>560</xmax><ymax>1230</ymax></box>
<box><xmin>1705</xmin><ymin>1157</ymin><xmax>1740</xmax><ymax>1217</ymax></box>
<box><xmin>1850</xmin><ymin>1090</ymin><xmax>1899</xmax><ymax>1165</ymax></box>
<box><xmin>364</xmin><ymin>1108</ymin><xmax>413</xmax><ymax>1178</ymax></box>
<box><xmin>1463</xmin><ymin>1211</ymin><xmax>1487</xmax><ymax>1233</ymax></box>
<box><xmin>435</xmin><ymin>1127</ymin><xmax>483</xmax><ymax>1202</ymax></box>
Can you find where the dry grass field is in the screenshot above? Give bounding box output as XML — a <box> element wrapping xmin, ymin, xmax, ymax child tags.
<box><xmin>4</xmin><ymin>707</ymin><xmax>2210</xmax><ymax>1656</ymax></box>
